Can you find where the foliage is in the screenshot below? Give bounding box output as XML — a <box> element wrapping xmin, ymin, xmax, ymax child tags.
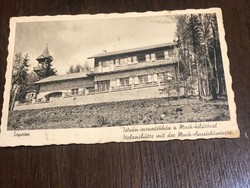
<box><xmin>12</xmin><ymin>53</ymin><xmax>29</xmax><ymax>86</ymax></box>
<box><xmin>27</xmin><ymin>71</ymin><xmax>40</xmax><ymax>85</ymax></box>
<box><xmin>39</xmin><ymin>63</ymin><xmax>57</xmax><ymax>79</ymax></box>
<box><xmin>161</xmin><ymin>72</ymin><xmax>182</xmax><ymax>99</ymax></box>
<box><xmin>10</xmin><ymin>53</ymin><xmax>30</xmax><ymax>109</ymax></box>
<box><xmin>67</xmin><ymin>62</ymin><xmax>91</xmax><ymax>74</ymax></box>
<box><xmin>67</xmin><ymin>65</ymin><xmax>81</xmax><ymax>74</ymax></box>
<box><xmin>45</xmin><ymin>66</ymin><xmax>57</xmax><ymax>78</ymax></box>
<box><xmin>36</xmin><ymin>58</ymin><xmax>57</xmax><ymax>79</ymax></box>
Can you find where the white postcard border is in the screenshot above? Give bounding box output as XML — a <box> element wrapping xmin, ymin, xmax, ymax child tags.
<box><xmin>0</xmin><ymin>8</ymin><xmax>240</xmax><ymax>147</ymax></box>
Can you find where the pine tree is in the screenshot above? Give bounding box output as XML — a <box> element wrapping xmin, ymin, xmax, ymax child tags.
<box><xmin>10</xmin><ymin>53</ymin><xmax>30</xmax><ymax>110</ymax></box>
<box><xmin>67</xmin><ymin>64</ymin><xmax>83</xmax><ymax>74</ymax></box>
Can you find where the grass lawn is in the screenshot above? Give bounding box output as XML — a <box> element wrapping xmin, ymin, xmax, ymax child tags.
<box><xmin>7</xmin><ymin>97</ymin><xmax>230</xmax><ymax>130</ymax></box>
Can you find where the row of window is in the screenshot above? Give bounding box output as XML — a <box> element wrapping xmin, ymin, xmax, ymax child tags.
<box><xmin>69</xmin><ymin>73</ymin><xmax>174</xmax><ymax>93</ymax></box>
<box><xmin>95</xmin><ymin>76</ymin><xmax>151</xmax><ymax>91</ymax></box>
<box><xmin>97</xmin><ymin>80</ymin><xmax>110</xmax><ymax>91</ymax></box>
<box><xmin>120</xmin><ymin>77</ymin><xmax>129</xmax><ymax>86</ymax></box>
<box><xmin>96</xmin><ymin>73</ymin><xmax>173</xmax><ymax>91</ymax></box>
<box><xmin>96</xmin><ymin>50</ymin><xmax>174</xmax><ymax>68</ymax></box>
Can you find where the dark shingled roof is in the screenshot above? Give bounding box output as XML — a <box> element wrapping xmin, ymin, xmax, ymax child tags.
<box><xmin>88</xmin><ymin>42</ymin><xmax>177</xmax><ymax>58</ymax></box>
<box><xmin>35</xmin><ymin>72</ymin><xmax>89</xmax><ymax>84</ymax></box>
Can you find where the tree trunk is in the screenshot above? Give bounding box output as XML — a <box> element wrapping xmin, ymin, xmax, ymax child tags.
<box><xmin>10</xmin><ymin>84</ymin><xmax>19</xmax><ymax>111</ymax></box>
<box><xmin>210</xmin><ymin>15</ymin><xmax>225</xmax><ymax>95</ymax></box>
<box><xmin>190</xmin><ymin>14</ymin><xmax>202</xmax><ymax>98</ymax></box>
<box><xmin>211</xmin><ymin>78</ymin><xmax>218</xmax><ymax>100</ymax></box>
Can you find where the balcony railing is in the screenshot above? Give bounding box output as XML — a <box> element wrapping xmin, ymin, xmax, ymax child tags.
<box><xmin>111</xmin><ymin>85</ymin><xmax>132</xmax><ymax>92</ymax></box>
<box><xmin>93</xmin><ymin>56</ymin><xmax>178</xmax><ymax>74</ymax></box>
<box><xmin>64</xmin><ymin>91</ymin><xmax>86</xmax><ymax>98</ymax></box>
<box><xmin>88</xmin><ymin>89</ymin><xmax>109</xmax><ymax>95</ymax></box>
<box><xmin>134</xmin><ymin>82</ymin><xmax>159</xmax><ymax>89</ymax></box>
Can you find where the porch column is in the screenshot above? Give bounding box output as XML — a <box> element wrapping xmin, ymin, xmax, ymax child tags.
<box><xmin>164</xmin><ymin>51</ymin><xmax>169</xmax><ymax>59</ymax></box>
<box><xmin>132</xmin><ymin>56</ymin><xmax>138</xmax><ymax>64</ymax></box>
<box><xmin>116</xmin><ymin>79</ymin><xmax>120</xmax><ymax>87</ymax></box>
<box><xmin>110</xmin><ymin>60</ymin><xmax>114</xmax><ymax>71</ymax></box>
<box><xmin>115</xmin><ymin>59</ymin><xmax>120</xmax><ymax>66</ymax></box>
<box><xmin>98</xmin><ymin>61</ymin><xmax>103</xmax><ymax>72</ymax></box>
<box><xmin>129</xmin><ymin>77</ymin><xmax>134</xmax><ymax>89</ymax></box>
<box><xmin>153</xmin><ymin>73</ymin><xmax>158</xmax><ymax>83</ymax></box>
<box><xmin>127</xmin><ymin>57</ymin><xmax>132</xmax><ymax>64</ymax></box>
<box><xmin>110</xmin><ymin>80</ymin><xmax>116</xmax><ymax>91</ymax></box>
<box><xmin>148</xmin><ymin>74</ymin><xmax>152</xmax><ymax>82</ymax></box>
<box><xmin>151</xmin><ymin>53</ymin><xmax>156</xmax><ymax>61</ymax></box>
<box><xmin>146</xmin><ymin>54</ymin><xmax>151</xmax><ymax>62</ymax></box>
<box><xmin>134</xmin><ymin>76</ymin><xmax>139</xmax><ymax>84</ymax></box>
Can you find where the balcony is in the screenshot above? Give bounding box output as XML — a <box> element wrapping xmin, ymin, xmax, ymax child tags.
<box><xmin>134</xmin><ymin>82</ymin><xmax>159</xmax><ymax>89</ymax></box>
<box><xmin>87</xmin><ymin>89</ymin><xmax>109</xmax><ymax>95</ymax></box>
<box><xmin>64</xmin><ymin>91</ymin><xmax>86</xmax><ymax>98</ymax></box>
<box><xmin>111</xmin><ymin>85</ymin><xmax>132</xmax><ymax>92</ymax></box>
<box><xmin>92</xmin><ymin>57</ymin><xmax>177</xmax><ymax>74</ymax></box>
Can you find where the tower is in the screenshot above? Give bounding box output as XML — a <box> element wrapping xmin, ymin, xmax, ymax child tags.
<box><xmin>33</xmin><ymin>44</ymin><xmax>56</xmax><ymax>79</ymax></box>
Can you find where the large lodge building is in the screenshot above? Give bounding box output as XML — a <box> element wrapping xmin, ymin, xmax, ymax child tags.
<box><xmin>14</xmin><ymin>42</ymin><xmax>194</xmax><ymax>110</ymax></box>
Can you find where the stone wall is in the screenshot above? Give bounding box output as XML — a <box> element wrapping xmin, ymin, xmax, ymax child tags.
<box><xmin>39</xmin><ymin>77</ymin><xmax>94</xmax><ymax>93</ymax></box>
<box><xmin>15</xmin><ymin>85</ymin><xmax>169</xmax><ymax>110</ymax></box>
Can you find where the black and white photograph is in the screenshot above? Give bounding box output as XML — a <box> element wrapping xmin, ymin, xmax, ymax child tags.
<box><xmin>0</xmin><ymin>8</ymin><xmax>239</xmax><ymax>146</ymax></box>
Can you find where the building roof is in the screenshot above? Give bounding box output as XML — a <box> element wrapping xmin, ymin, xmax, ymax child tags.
<box><xmin>35</xmin><ymin>72</ymin><xmax>89</xmax><ymax>84</ymax></box>
<box><xmin>88</xmin><ymin>42</ymin><xmax>177</xmax><ymax>58</ymax></box>
<box><xmin>36</xmin><ymin>45</ymin><xmax>53</xmax><ymax>60</ymax></box>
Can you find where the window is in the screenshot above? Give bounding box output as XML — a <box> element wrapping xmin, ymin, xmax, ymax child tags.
<box><xmin>97</xmin><ymin>80</ymin><xmax>110</xmax><ymax>91</ymax></box>
<box><xmin>71</xmin><ymin>88</ymin><xmax>79</xmax><ymax>95</ymax></box>
<box><xmin>94</xmin><ymin>61</ymin><xmax>99</xmax><ymax>67</ymax></box>
<box><xmin>155</xmin><ymin>51</ymin><xmax>165</xmax><ymax>60</ymax></box>
<box><xmin>138</xmin><ymin>75</ymin><xmax>149</xmax><ymax>84</ymax></box>
<box><xmin>102</xmin><ymin>60</ymin><xmax>110</xmax><ymax>68</ymax></box>
<box><xmin>137</xmin><ymin>54</ymin><xmax>146</xmax><ymax>63</ymax></box>
<box><xmin>115</xmin><ymin>59</ymin><xmax>120</xmax><ymax>66</ymax></box>
<box><xmin>119</xmin><ymin>57</ymin><xmax>128</xmax><ymax>65</ymax></box>
<box><xmin>120</xmin><ymin>77</ymin><xmax>130</xmax><ymax>86</ymax></box>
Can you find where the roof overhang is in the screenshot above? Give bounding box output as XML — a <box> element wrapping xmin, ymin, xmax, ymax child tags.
<box><xmin>35</xmin><ymin>73</ymin><xmax>91</xmax><ymax>84</ymax></box>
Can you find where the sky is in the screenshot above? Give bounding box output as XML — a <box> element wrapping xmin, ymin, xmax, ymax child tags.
<box><xmin>14</xmin><ymin>15</ymin><xmax>177</xmax><ymax>75</ymax></box>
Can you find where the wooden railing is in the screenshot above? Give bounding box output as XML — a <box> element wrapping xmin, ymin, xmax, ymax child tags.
<box><xmin>133</xmin><ymin>82</ymin><xmax>159</xmax><ymax>89</ymax></box>
<box><xmin>111</xmin><ymin>85</ymin><xmax>132</xmax><ymax>92</ymax></box>
<box><xmin>87</xmin><ymin>89</ymin><xmax>109</xmax><ymax>95</ymax></box>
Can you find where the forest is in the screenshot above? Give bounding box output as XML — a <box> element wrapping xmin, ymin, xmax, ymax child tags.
<box><xmin>175</xmin><ymin>13</ymin><xmax>226</xmax><ymax>100</ymax></box>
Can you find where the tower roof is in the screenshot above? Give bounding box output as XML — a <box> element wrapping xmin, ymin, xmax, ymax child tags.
<box><xmin>36</xmin><ymin>44</ymin><xmax>53</xmax><ymax>61</ymax></box>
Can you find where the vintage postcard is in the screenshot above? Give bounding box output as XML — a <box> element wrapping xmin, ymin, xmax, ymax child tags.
<box><xmin>0</xmin><ymin>8</ymin><xmax>239</xmax><ymax>146</ymax></box>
